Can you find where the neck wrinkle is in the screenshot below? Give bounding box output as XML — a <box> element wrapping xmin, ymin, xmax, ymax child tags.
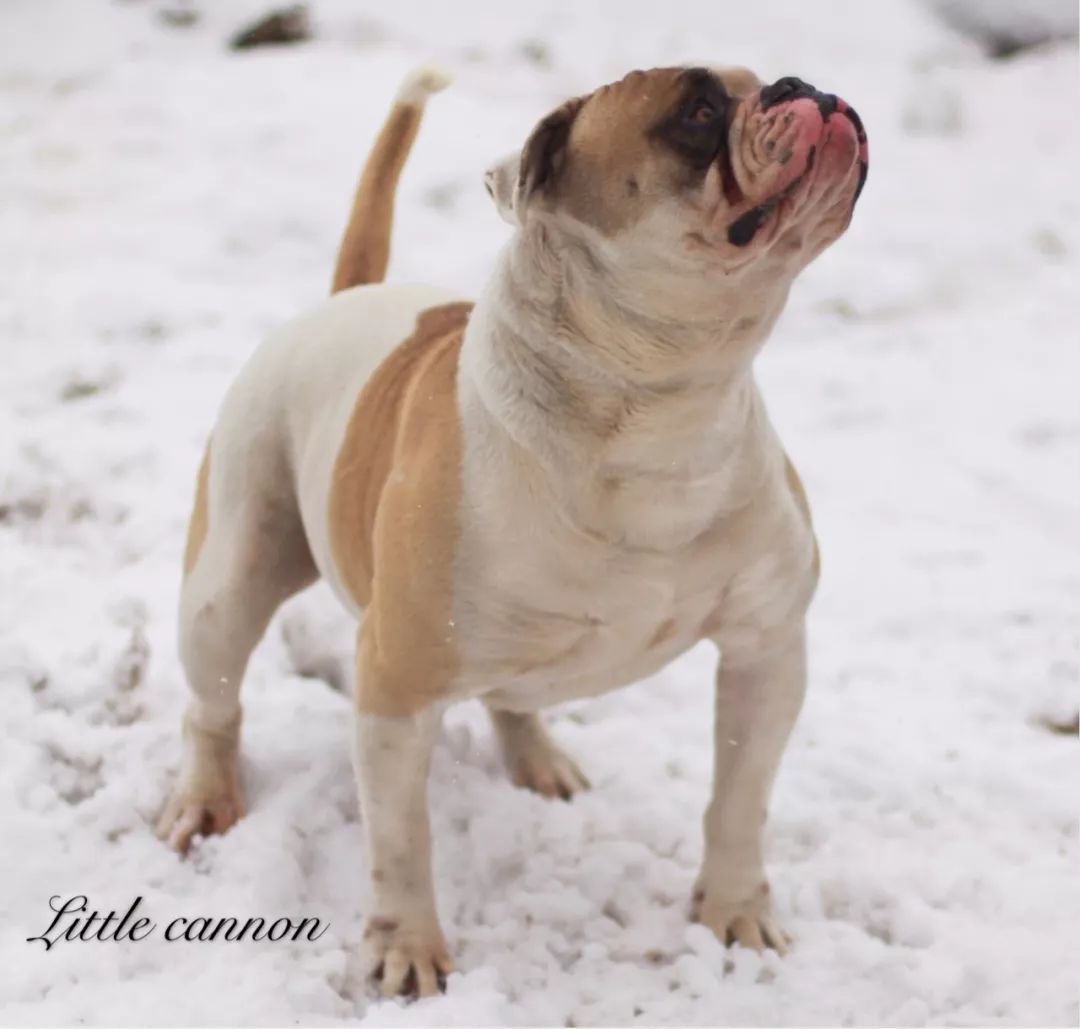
<box><xmin>462</xmin><ymin>228</ymin><xmax>768</xmax><ymax>475</ymax></box>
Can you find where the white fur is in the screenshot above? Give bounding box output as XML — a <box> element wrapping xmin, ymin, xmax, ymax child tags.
<box><xmin>208</xmin><ymin>283</ymin><xmax>463</xmax><ymax>616</ymax></box>
<box><xmin>395</xmin><ymin>64</ymin><xmax>452</xmax><ymax>107</ymax></box>
<box><xmin>352</xmin><ymin>706</ymin><xmax>450</xmax><ymax>996</ymax></box>
<box><xmin>449</xmin><ymin>224</ymin><xmax>815</xmax><ymax>710</ymax></box>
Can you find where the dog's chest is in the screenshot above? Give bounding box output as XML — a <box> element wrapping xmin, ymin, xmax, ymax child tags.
<box><xmin>451</xmin><ymin>372</ymin><xmax>787</xmax><ymax>710</ymax></box>
<box><xmin>454</xmin><ymin>515</ymin><xmax>730</xmax><ymax>711</ymax></box>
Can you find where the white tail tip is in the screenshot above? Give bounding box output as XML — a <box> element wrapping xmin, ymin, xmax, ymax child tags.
<box><xmin>396</xmin><ymin>64</ymin><xmax>452</xmax><ymax>107</ymax></box>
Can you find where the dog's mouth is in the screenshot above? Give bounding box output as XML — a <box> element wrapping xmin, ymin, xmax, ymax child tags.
<box><xmin>720</xmin><ymin>85</ymin><xmax>868</xmax><ymax>249</ymax></box>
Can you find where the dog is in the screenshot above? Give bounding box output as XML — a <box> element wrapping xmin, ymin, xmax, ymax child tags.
<box><xmin>158</xmin><ymin>63</ymin><xmax>867</xmax><ymax>997</ymax></box>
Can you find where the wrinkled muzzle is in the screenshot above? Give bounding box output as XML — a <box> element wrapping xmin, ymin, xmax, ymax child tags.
<box><xmin>724</xmin><ymin>76</ymin><xmax>868</xmax><ymax>248</ymax></box>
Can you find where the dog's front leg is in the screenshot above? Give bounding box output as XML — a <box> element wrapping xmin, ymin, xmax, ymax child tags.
<box><xmin>353</xmin><ymin>702</ymin><xmax>451</xmax><ymax>997</ymax></box>
<box><xmin>694</xmin><ymin>623</ymin><xmax>807</xmax><ymax>953</ymax></box>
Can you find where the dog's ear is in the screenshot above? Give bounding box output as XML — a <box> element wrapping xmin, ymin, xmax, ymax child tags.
<box><xmin>484</xmin><ymin>151</ymin><xmax>521</xmax><ymax>226</ymax></box>
<box><xmin>517</xmin><ymin>95</ymin><xmax>587</xmax><ymax>208</ymax></box>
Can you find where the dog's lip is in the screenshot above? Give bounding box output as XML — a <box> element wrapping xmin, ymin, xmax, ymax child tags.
<box><xmin>725</xmin><ymin>155</ymin><xmax>813</xmax><ymax>247</ymax></box>
<box><xmin>716</xmin><ymin>97</ymin><xmax>807</xmax><ymax>240</ymax></box>
<box><xmin>833</xmin><ymin>97</ymin><xmax>867</xmax><ymax>148</ymax></box>
<box><xmin>832</xmin><ymin>97</ymin><xmax>869</xmax><ymax>201</ymax></box>
<box><xmin>722</xmin><ymin>135</ymin><xmax>817</xmax><ymax>249</ymax></box>
<box><xmin>717</xmin><ymin>146</ymin><xmax>744</xmax><ymax>207</ymax></box>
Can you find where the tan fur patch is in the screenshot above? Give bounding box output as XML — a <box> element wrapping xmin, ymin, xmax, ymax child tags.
<box><xmin>331</xmin><ymin>102</ymin><xmax>425</xmax><ymax>293</ymax></box>
<box><xmin>182</xmin><ymin>442</ymin><xmax>211</xmax><ymax>576</ymax></box>
<box><xmin>714</xmin><ymin>66</ymin><xmax>762</xmax><ymax>99</ymax></box>
<box><xmin>328</xmin><ymin>302</ymin><xmax>473</xmax><ymax>715</ymax></box>
<box><xmin>784</xmin><ymin>454</ymin><xmax>820</xmax><ymax>580</ymax></box>
<box><xmin>556</xmin><ymin>68</ymin><xmax>689</xmax><ymax>234</ymax></box>
<box><xmin>532</xmin><ymin>65</ymin><xmax>759</xmax><ymax>237</ymax></box>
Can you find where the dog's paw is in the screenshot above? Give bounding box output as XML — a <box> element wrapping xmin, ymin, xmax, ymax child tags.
<box><xmin>509</xmin><ymin>740</ymin><xmax>590</xmax><ymax>800</ymax></box>
<box><xmin>156</xmin><ymin>768</ymin><xmax>244</xmax><ymax>854</ymax></box>
<box><xmin>364</xmin><ymin>916</ymin><xmax>453</xmax><ymax>999</ymax></box>
<box><xmin>691</xmin><ymin>881</ymin><xmax>791</xmax><ymax>954</ymax></box>
<box><xmin>492</xmin><ymin>712</ymin><xmax>590</xmax><ymax>800</ymax></box>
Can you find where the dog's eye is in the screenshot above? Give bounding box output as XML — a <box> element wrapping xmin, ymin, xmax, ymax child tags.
<box><xmin>685</xmin><ymin>100</ymin><xmax>717</xmax><ymax>125</ymax></box>
<box><xmin>651</xmin><ymin>80</ymin><xmax>728</xmax><ymax>169</ymax></box>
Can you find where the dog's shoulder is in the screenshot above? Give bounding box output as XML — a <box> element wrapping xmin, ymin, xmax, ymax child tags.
<box><xmin>327</xmin><ymin>301</ymin><xmax>473</xmax><ymax>615</ymax></box>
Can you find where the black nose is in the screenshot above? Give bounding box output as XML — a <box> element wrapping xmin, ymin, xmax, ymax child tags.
<box><xmin>760</xmin><ymin>76</ymin><xmax>817</xmax><ymax>110</ymax></box>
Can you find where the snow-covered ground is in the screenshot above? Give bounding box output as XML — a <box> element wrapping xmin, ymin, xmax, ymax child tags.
<box><xmin>1</xmin><ymin>1</ymin><xmax>1077</xmax><ymax>1024</ymax></box>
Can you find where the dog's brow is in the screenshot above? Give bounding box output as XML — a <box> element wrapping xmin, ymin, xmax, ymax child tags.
<box><xmin>679</xmin><ymin>67</ymin><xmax>725</xmax><ymax>96</ymax></box>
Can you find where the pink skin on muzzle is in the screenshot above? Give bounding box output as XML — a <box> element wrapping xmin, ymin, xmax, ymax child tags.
<box><xmin>724</xmin><ymin>91</ymin><xmax>867</xmax><ymax>248</ymax></box>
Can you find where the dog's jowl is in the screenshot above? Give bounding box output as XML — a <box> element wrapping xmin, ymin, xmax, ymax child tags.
<box><xmin>158</xmin><ymin>63</ymin><xmax>867</xmax><ymax>997</ymax></box>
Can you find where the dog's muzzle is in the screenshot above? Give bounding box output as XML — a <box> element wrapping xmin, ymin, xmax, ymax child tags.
<box><xmin>726</xmin><ymin>75</ymin><xmax>869</xmax><ymax>247</ymax></box>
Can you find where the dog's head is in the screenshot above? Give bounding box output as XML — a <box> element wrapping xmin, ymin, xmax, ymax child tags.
<box><xmin>486</xmin><ymin>66</ymin><xmax>867</xmax><ymax>282</ymax></box>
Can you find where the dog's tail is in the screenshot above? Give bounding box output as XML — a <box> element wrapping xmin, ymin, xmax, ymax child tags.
<box><xmin>330</xmin><ymin>65</ymin><xmax>451</xmax><ymax>294</ymax></box>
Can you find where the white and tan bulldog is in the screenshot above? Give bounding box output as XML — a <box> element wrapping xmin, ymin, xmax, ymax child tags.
<box><xmin>159</xmin><ymin>63</ymin><xmax>867</xmax><ymax>997</ymax></box>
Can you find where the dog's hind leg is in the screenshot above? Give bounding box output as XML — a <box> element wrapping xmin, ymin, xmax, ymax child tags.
<box><xmin>487</xmin><ymin>708</ymin><xmax>590</xmax><ymax>800</ymax></box>
<box><xmin>158</xmin><ymin>437</ymin><xmax>318</xmax><ymax>853</ymax></box>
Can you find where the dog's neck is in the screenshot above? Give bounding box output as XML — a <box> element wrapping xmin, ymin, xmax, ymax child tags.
<box><xmin>459</xmin><ymin>224</ymin><xmax>794</xmax><ymax>546</ymax></box>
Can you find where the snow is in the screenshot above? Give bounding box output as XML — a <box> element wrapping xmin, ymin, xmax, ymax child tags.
<box><xmin>1</xmin><ymin>0</ymin><xmax>1077</xmax><ymax>1025</ymax></box>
